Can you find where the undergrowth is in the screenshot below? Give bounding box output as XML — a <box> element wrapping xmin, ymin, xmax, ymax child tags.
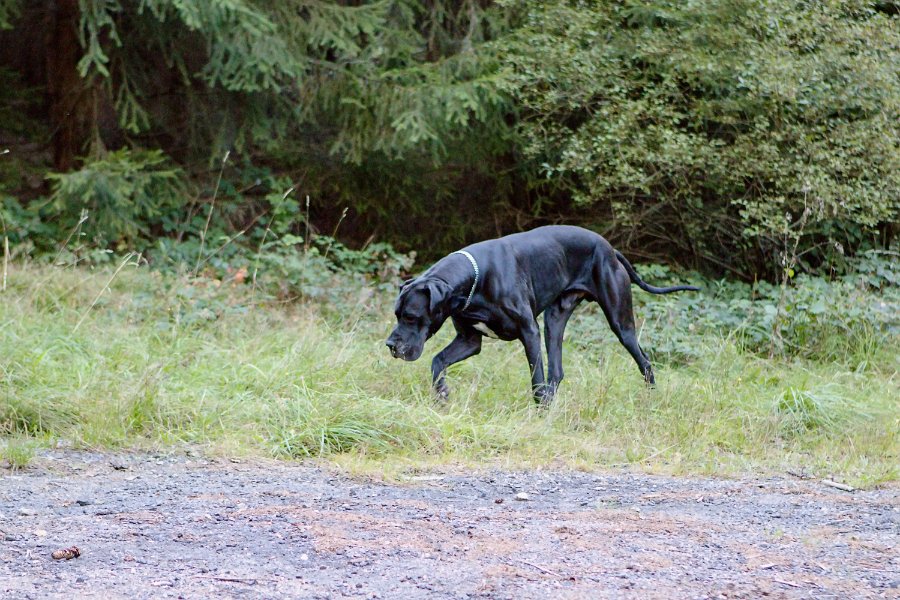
<box><xmin>0</xmin><ymin>259</ymin><xmax>897</xmax><ymax>485</ymax></box>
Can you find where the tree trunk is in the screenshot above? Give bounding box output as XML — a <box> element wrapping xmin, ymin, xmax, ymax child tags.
<box><xmin>45</xmin><ymin>0</ymin><xmax>87</xmax><ymax>171</ymax></box>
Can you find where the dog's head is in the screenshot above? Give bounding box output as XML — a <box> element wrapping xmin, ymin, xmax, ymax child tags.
<box><xmin>385</xmin><ymin>277</ymin><xmax>452</xmax><ymax>361</ymax></box>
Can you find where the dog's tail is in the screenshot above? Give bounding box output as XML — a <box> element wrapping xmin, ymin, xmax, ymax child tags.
<box><xmin>615</xmin><ymin>251</ymin><xmax>700</xmax><ymax>294</ymax></box>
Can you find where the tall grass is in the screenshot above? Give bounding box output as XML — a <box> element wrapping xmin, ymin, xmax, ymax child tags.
<box><xmin>0</xmin><ymin>261</ymin><xmax>897</xmax><ymax>485</ymax></box>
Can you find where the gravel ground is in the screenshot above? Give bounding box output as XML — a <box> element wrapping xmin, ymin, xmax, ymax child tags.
<box><xmin>0</xmin><ymin>451</ymin><xmax>897</xmax><ymax>599</ymax></box>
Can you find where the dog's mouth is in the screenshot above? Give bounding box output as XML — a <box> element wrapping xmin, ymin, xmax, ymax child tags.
<box><xmin>394</xmin><ymin>350</ymin><xmax>419</xmax><ymax>362</ymax></box>
<box><xmin>386</xmin><ymin>341</ymin><xmax>420</xmax><ymax>361</ymax></box>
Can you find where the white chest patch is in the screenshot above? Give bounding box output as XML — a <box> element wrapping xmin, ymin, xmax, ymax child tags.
<box><xmin>473</xmin><ymin>322</ymin><xmax>500</xmax><ymax>339</ymax></box>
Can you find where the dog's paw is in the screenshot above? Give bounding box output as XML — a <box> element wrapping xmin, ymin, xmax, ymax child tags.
<box><xmin>534</xmin><ymin>387</ymin><xmax>555</xmax><ymax>408</ymax></box>
<box><xmin>433</xmin><ymin>383</ymin><xmax>451</xmax><ymax>401</ymax></box>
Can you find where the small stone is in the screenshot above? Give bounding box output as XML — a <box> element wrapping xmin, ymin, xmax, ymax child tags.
<box><xmin>514</xmin><ymin>492</ymin><xmax>530</xmax><ymax>501</ymax></box>
<box><xmin>76</xmin><ymin>499</ymin><xmax>93</xmax><ymax>506</ymax></box>
<box><xmin>18</xmin><ymin>508</ymin><xmax>37</xmax><ymax>517</ymax></box>
<box><xmin>34</xmin><ymin>529</ymin><xmax>48</xmax><ymax>537</ymax></box>
<box><xmin>300</xmin><ymin>553</ymin><xmax>309</xmax><ymax>561</ymax></box>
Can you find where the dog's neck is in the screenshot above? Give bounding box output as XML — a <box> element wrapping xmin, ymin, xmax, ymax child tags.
<box><xmin>425</xmin><ymin>253</ymin><xmax>479</xmax><ymax>311</ymax></box>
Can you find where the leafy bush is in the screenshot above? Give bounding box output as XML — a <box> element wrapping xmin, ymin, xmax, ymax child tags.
<box><xmin>494</xmin><ymin>0</ymin><xmax>900</xmax><ymax>276</ymax></box>
<box><xmin>252</xmin><ymin>235</ymin><xmax>413</xmax><ymax>303</ymax></box>
<box><xmin>0</xmin><ymin>196</ymin><xmax>53</xmax><ymax>251</ymax></box>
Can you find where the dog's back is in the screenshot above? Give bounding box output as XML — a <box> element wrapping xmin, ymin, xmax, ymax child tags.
<box><xmin>461</xmin><ymin>225</ymin><xmax>612</xmax><ymax>312</ymax></box>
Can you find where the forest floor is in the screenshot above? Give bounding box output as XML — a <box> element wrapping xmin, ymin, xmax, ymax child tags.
<box><xmin>0</xmin><ymin>450</ymin><xmax>897</xmax><ymax>599</ymax></box>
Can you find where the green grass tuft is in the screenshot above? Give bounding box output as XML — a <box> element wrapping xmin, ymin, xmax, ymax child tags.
<box><xmin>0</xmin><ymin>436</ymin><xmax>39</xmax><ymax>470</ymax></box>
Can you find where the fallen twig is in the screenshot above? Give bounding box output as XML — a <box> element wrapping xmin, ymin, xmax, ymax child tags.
<box><xmin>772</xmin><ymin>578</ymin><xmax>802</xmax><ymax>588</ymax></box>
<box><xmin>192</xmin><ymin>575</ymin><xmax>267</xmax><ymax>585</ymax></box>
<box><xmin>821</xmin><ymin>479</ymin><xmax>855</xmax><ymax>492</ymax></box>
<box><xmin>519</xmin><ymin>559</ymin><xmax>564</xmax><ymax>578</ymax></box>
<box><xmin>856</xmin><ymin>561</ymin><xmax>897</xmax><ymax>573</ymax></box>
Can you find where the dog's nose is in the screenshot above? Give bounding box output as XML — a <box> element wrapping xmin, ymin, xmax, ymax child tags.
<box><xmin>386</xmin><ymin>340</ymin><xmax>399</xmax><ymax>358</ymax></box>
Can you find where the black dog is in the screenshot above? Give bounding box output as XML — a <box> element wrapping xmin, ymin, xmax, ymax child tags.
<box><xmin>386</xmin><ymin>225</ymin><xmax>699</xmax><ymax>403</ymax></box>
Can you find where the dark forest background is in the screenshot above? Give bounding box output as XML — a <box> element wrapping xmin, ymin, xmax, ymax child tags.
<box><xmin>1</xmin><ymin>0</ymin><xmax>897</xmax><ymax>280</ymax></box>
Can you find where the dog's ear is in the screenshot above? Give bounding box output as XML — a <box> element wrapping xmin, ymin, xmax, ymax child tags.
<box><xmin>425</xmin><ymin>280</ymin><xmax>451</xmax><ymax>314</ymax></box>
<box><xmin>394</xmin><ymin>277</ymin><xmax>416</xmax><ymax>313</ymax></box>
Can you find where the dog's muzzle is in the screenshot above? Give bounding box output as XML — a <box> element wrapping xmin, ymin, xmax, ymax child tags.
<box><xmin>386</xmin><ymin>339</ymin><xmax>403</xmax><ymax>359</ymax></box>
<box><xmin>386</xmin><ymin>339</ymin><xmax>420</xmax><ymax>361</ymax></box>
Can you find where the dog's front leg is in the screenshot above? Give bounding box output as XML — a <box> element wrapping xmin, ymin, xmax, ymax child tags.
<box><xmin>518</xmin><ymin>319</ymin><xmax>550</xmax><ymax>405</ymax></box>
<box><xmin>430</xmin><ymin>330</ymin><xmax>482</xmax><ymax>400</ymax></box>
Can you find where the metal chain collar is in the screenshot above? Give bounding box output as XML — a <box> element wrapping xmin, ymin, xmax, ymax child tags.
<box><xmin>452</xmin><ymin>250</ymin><xmax>479</xmax><ymax>310</ymax></box>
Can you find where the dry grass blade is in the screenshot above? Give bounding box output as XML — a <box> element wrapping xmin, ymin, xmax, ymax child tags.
<box><xmin>72</xmin><ymin>252</ymin><xmax>138</xmax><ymax>333</ymax></box>
<box><xmin>194</xmin><ymin>150</ymin><xmax>230</xmax><ymax>277</ymax></box>
<box><xmin>2</xmin><ymin>235</ymin><xmax>7</xmax><ymax>292</ymax></box>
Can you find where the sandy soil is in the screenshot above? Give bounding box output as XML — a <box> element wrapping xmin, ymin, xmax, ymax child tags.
<box><xmin>0</xmin><ymin>451</ymin><xmax>897</xmax><ymax>599</ymax></box>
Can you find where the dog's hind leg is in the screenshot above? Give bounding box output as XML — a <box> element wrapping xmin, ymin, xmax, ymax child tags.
<box><xmin>596</xmin><ymin>262</ymin><xmax>655</xmax><ymax>385</ymax></box>
<box><xmin>543</xmin><ymin>293</ymin><xmax>583</xmax><ymax>399</ymax></box>
<box><xmin>431</xmin><ymin>322</ymin><xmax>482</xmax><ymax>400</ymax></box>
<box><xmin>616</xmin><ymin>323</ymin><xmax>654</xmax><ymax>385</ymax></box>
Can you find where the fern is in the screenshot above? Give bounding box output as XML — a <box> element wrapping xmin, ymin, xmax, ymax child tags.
<box><xmin>46</xmin><ymin>149</ymin><xmax>184</xmax><ymax>247</ymax></box>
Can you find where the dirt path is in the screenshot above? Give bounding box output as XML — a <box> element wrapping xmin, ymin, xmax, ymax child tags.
<box><xmin>0</xmin><ymin>451</ymin><xmax>897</xmax><ymax>599</ymax></box>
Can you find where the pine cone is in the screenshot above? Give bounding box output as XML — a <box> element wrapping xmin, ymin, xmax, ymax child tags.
<box><xmin>51</xmin><ymin>546</ymin><xmax>81</xmax><ymax>560</ymax></box>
